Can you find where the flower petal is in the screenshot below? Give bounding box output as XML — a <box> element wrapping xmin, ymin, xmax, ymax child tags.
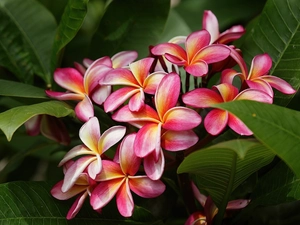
<box><xmin>58</xmin><ymin>145</ymin><xmax>93</xmax><ymax>167</ymax></box>
<box><xmin>193</xmin><ymin>44</ymin><xmax>230</xmax><ymax>64</ymax></box>
<box><xmin>202</xmin><ymin>10</ymin><xmax>219</xmax><ymax>43</ymax></box>
<box><xmin>235</xmin><ymin>89</ymin><xmax>273</xmax><ymax>104</ymax></box>
<box><xmin>182</xmin><ymin>88</ymin><xmax>223</xmax><ymax>108</ymax></box>
<box><xmin>155</xmin><ymin>72</ymin><xmax>180</xmax><ymax>119</ymax></box>
<box><xmin>204</xmin><ymin>109</ymin><xmax>228</xmax><ymax>135</ymax></box>
<box><xmin>45</xmin><ymin>90</ymin><xmax>83</xmax><ymax>101</ymax></box>
<box><xmin>168</xmin><ymin>35</ymin><xmax>187</xmax><ymax>44</ymax></box>
<box><xmin>90</xmin><ymin>178</ymin><xmax>125</xmax><ymax>210</ymax></box>
<box><xmin>143</xmin><ymin>150</ymin><xmax>165</xmax><ymax>180</ymax></box>
<box><xmin>151</xmin><ymin>43</ymin><xmax>187</xmax><ymax>61</ymax></box>
<box><xmin>221</xmin><ymin>68</ymin><xmax>242</xmax><ymax>84</ymax></box>
<box><xmin>95</xmin><ymin>160</ymin><xmax>124</xmax><ymax>181</ymax></box>
<box><xmin>129</xmin><ymin>176</ymin><xmax>165</xmax><ymax>197</ymax></box>
<box><xmin>228</xmin><ymin>113</ymin><xmax>252</xmax><ymax>136</ymax></box>
<box><xmin>218</xmin><ymin>25</ymin><xmax>245</xmax><ymax>44</ymax></box>
<box><xmin>25</xmin><ymin>115</ymin><xmax>41</xmax><ymax>136</ymax></box>
<box><xmin>54</xmin><ymin>68</ymin><xmax>85</xmax><ymax>94</ymax></box>
<box><xmin>213</xmin><ymin>83</ymin><xmax>238</xmax><ymax>102</ymax></box>
<box><xmin>186</xmin><ymin>30</ymin><xmax>210</xmax><ymax>62</ymax></box>
<box><xmin>87</xmin><ymin>154</ymin><xmax>102</xmax><ymax>179</ymax></box>
<box><xmin>226</xmin><ymin>199</ymin><xmax>250</xmax><ymax>210</ymax></box>
<box><xmin>260</xmin><ymin>75</ymin><xmax>297</xmax><ymax>94</ymax></box>
<box><xmin>143</xmin><ymin>71</ymin><xmax>166</xmax><ymax>94</ymax></box>
<box><xmin>79</xmin><ymin>116</ymin><xmax>100</xmax><ymax>152</ymax></box>
<box><xmin>119</xmin><ymin>133</ymin><xmax>141</xmax><ymax>175</ymax></box>
<box><xmin>163</xmin><ymin>107</ymin><xmax>201</xmax><ymax>130</ymax></box>
<box><xmin>248</xmin><ymin>53</ymin><xmax>272</xmax><ymax>79</ymax></box>
<box><xmin>101</xmin><ymin>68</ymin><xmax>139</xmax><ymax>87</ymax></box>
<box><xmin>98</xmin><ymin>125</ymin><xmax>126</xmax><ymax>154</ymax></box>
<box><xmin>161</xmin><ymin>130</ymin><xmax>199</xmax><ymax>151</ymax></box>
<box><xmin>51</xmin><ymin>180</ymin><xmax>87</xmax><ymax>200</ymax></box>
<box><xmin>75</xmin><ymin>95</ymin><xmax>94</xmax><ymax>122</ymax></box>
<box><xmin>116</xmin><ymin>179</ymin><xmax>134</xmax><ymax>217</ymax></box>
<box><xmin>66</xmin><ymin>191</ymin><xmax>88</xmax><ymax>220</ymax></box>
<box><xmin>191</xmin><ymin>182</ymin><xmax>207</xmax><ymax>207</ymax></box>
<box><xmin>128</xmin><ymin>89</ymin><xmax>145</xmax><ymax>112</ymax></box>
<box><xmin>246</xmin><ymin>79</ymin><xmax>273</xmax><ymax>97</ymax></box>
<box><xmin>185</xmin><ymin>60</ymin><xmax>208</xmax><ymax>77</ymax></box>
<box><xmin>91</xmin><ymin>85</ymin><xmax>111</xmax><ymax>105</ymax></box>
<box><xmin>129</xmin><ymin>58</ymin><xmax>154</xmax><ymax>86</ymax></box>
<box><xmin>112</xmin><ymin>51</ymin><xmax>138</xmax><ymax>68</ymax></box>
<box><xmin>165</xmin><ymin>53</ymin><xmax>186</xmax><ymax>66</ymax></box>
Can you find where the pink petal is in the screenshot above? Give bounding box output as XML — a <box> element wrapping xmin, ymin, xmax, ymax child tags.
<box><xmin>90</xmin><ymin>178</ymin><xmax>125</xmax><ymax>210</ymax></box>
<box><xmin>221</xmin><ymin>68</ymin><xmax>242</xmax><ymax>84</ymax></box>
<box><xmin>165</xmin><ymin>53</ymin><xmax>186</xmax><ymax>66</ymax></box>
<box><xmin>90</xmin><ymin>85</ymin><xmax>111</xmax><ymax>105</ymax></box>
<box><xmin>230</xmin><ymin>48</ymin><xmax>248</xmax><ymax>76</ymax></box>
<box><xmin>54</xmin><ymin>68</ymin><xmax>85</xmax><ymax>94</ymax></box>
<box><xmin>119</xmin><ymin>133</ymin><xmax>141</xmax><ymax>175</ymax></box>
<box><xmin>143</xmin><ymin>150</ymin><xmax>165</xmax><ymax>180</ymax></box>
<box><xmin>62</xmin><ymin>156</ymin><xmax>96</xmax><ymax>192</ymax></box>
<box><xmin>143</xmin><ymin>71</ymin><xmax>166</xmax><ymax>94</ymax></box>
<box><xmin>213</xmin><ymin>83</ymin><xmax>238</xmax><ymax>102</ymax></box>
<box><xmin>248</xmin><ymin>53</ymin><xmax>272</xmax><ymax>79</ymax></box>
<box><xmin>134</xmin><ymin>123</ymin><xmax>161</xmax><ymax>158</ymax></box>
<box><xmin>95</xmin><ymin>160</ymin><xmax>124</xmax><ymax>181</ymax></box>
<box><xmin>129</xmin><ymin>58</ymin><xmax>154</xmax><ymax>85</ymax></box>
<box><xmin>112</xmin><ymin>51</ymin><xmax>138</xmax><ymax>68</ymax></box>
<box><xmin>79</xmin><ymin>116</ymin><xmax>100</xmax><ymax>152</ymax></box>
<box><xmin>25</xmin><ymin>115</ymin><xmax>41</xmax><ymax>136</ymax></box>
<box><xmin>129</xmin><ymin>176</ymin><xmax>165</xmax><ymax>197</ymax></box>
<box><xmin>228</xmin><ymin>113</ymin><xmax>252</xmax><ymax>136</ymax></box>
<box><xmin>185</xmin><ymin>60</ymin><xmax>208</xmax><ymax>77</ymax></box>
<box><xmin>202</xmin><ymin>10</ymin><xmax>219</xmax><ymax>43</ymax></box>
<box><xmin>162</xmin><ymin>107</ymin><xmax>201</xmax><ymax>130</ymax></box>
<box><xmin>66</xmin><ymin>191</ymin><xmax>88</xmax><ymax>220</ymax></box>
<box><xmin>246</xmin><ymin>79</ymin><xmax>273</xmax><ymax>97</ymax></box>
<box><xmin>116</xmin><ymin>180</ymin><xmax>134</xmax><ymax>217</ymax></box>
<box><xmin>185</xmin><ymin>30</ymin><xmax>211</xmax><ymax>62</ymax></box>
<box><xmin>58</xmin><ymin>145</ymin><xmax>93</xmax><ymax>167</ymax></box>
<box><xmin>155</xmin><ymin>72</ymin><xmax>180</xmax><ymax>118</ymax></box>
<box><xmin>104</xmin><ymin>87</ymin><xmax>139</xmax><ymax>112</ymax></box>
<box><xmin>182</xmin><ymin>88</ymin><xmax>223</xmax><ymax>108</ymax></box>
<box><xmin>260</xmin><ymin>75</ymin><xmax>297</xmax><ymax>94</ymax></box>
<box><xmin>193</xmin><ymin>44</ymin><xmax>230</xmax><ymax>64</ymax></box>
<box><xmin>184</xmin><ymin>212</ymin><xmax>206</xmax><ymax>225</ymax></box>
<box><xmin>168</xmin><ymin>35</ymin><xmax>187</xmax><ymax>44</ymax></box>
<box><xmin>45</xmin><ymin>90</ymin><xmax>83</xmax><ymax>101</ymax></box>
<box><xmin>235</xmin><ymin>89</ymin><xmax>273</xmax><ymax>104</ymax></box>
<box><xmin>87</xmin><ymin>154</ymin><xmax>102</xmax><ymax>179</ymax></box>
<box><xmin>217</xmin><ymin>25</ymin><xmax>245</xmax><ymax>44</ymax></box>
<box><xmin>98</xmin><ymin>125</ymin><xmax>126</xmax><ymax>153</ymax></box>
<box><xmin>83</xmin><ymin>56</ymin><xmax>112</xmax><ymax>68</ymax></box>
<box><xmin>128</xmin><ymin>89</ymin><xmax>145</xmax><ymax>112</ymax></box>
<box><xmin>101</xmin><ymin>68</ymin><xmax>139</xmax><ymax>87</ymax></box>
<box><xmin>75</xmin><ymin>95</ymin><xmax>94</xmax><ymax>122</ymax></box>
<box><xmin>151</xmin><ymin>43</ymin><xmax>187</xmax><ymax>61</ymax></box>
<box><xmin>51</xmin><ymin>180</ymin><xmax>87</xmax><ymax>200</ymax></box>
<box><xmin>204</xmin><ymin>109</ymin><xmax>228</xmax><ymax>135</ymax></box>
<box><xmin>226</xmin><ymin>199</ymin><xmax>250</xmax><ymax>210</ymax></box>
<box><xmin>191</xmin><ymin>182</ymin><xmax>207</xmax><ymax>207</ymax></box>
<box><xmin>161</xmin><ymin>130</ymin><xmax>199</xmax><ymax>151</ymax></box>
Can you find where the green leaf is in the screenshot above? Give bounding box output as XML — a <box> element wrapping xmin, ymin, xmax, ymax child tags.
<box><xmin>51</xmin><ymin>0</ymin><xmax>89</xmax><ymax>71</ymax></box>
<box><xmin>214</xmin><ymin>100</ymin><xmax>300</xmax><ymax>178</ymax></box>
<box><xmin>177</xmin><ymin>140</ymin><xmax>274</xmax><ymax>223</ymax></box>
<box><xmin>0</xmin><ymin>0</ymin><xmax>57</xmax><ymax>84</ymax></box>
<box><xmin>0</xmin><ymin>181</ymin><xmax>162</xmax><ymax>224</ymax></box>
<box><xmin>0</xmin><ymin>101</ymin><xmax>74</xmax><ymax>141</ymax></box>
<box><xmin>0</xmin><ymin>79</ymin><xmax>47</xmax><ymax>99</ymax></box>
<box><xmin>239</xmin><ymin>0</ymin><xmax>300</xmax><ymax>106</ymax></box>
<box><xmin>89</xmin><ymin>0</ymin><xmax>170</xmax><ymax>59</ymax></box>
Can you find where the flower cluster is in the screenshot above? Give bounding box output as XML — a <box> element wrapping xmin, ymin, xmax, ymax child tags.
<box><xmin>47</xmin><ymin>10</ymin><xmax>296</xmax><ymax>223</ymax></box>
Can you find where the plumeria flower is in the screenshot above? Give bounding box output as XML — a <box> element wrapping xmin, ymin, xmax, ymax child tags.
<box><xmin>182</xmin><ymin>83</ymin><xmax>273</xmax><ymax>136</ymax></box>
<box><xmin>25</xmin><ymin>115</ymin><xmax>70</xmax><ymax>145</ymax></box>
<box><xmin>112</xmin><ymin>72</ymin><xmax>201</xmax><ymax>179</ymax></box>
<box><xmin>90</xmin><ymin>133</ymin><xmax>166</xmax><ymax>217</ymax></box>
<box><xmin>221</xmin><ymin>53</ymin><xmax>297</xmax><ymax>97</ymax></box>
<box><xmin>51</xmin><ymin>161</ymin><xmax>99</xmax><ymax>220</ymax></box>
<box><xmin>58</xmin><ymin>117</ymin><xmax>126</xmax><ymax>192</ymax></box>
<box><xmin>185</xmin><ymin>182</ymin><xmax>250</xmax><ymax>225</ymax></box>
<box><xmin>101</xmin><ymin>57</ymin><xmax>166</xmax><ymax>112</ymax></box>
<box><xmin>202</xmin><ymin>10</ymin><xmax>245</xmax><ymax>44</ymax></box>
<box><xmin>151</xmin><ymin>29</ymin><xmax>231</xmax><ymax>77</ymax></box>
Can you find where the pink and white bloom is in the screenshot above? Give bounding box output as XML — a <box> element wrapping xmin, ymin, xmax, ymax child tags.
<box><xmin>90</xmin><ymin>133</ymin><xmax>165</xmax><ymax>217</ymax></box>
<box><xmin>151</xmin><ymin>30</ymin><xmax>231</xmax><ymax>77</ymax></box>
<box><xmin>51</xmin><ymin>161</ymin><xmax>98</xmax><ymax>220</ymax></box>
<box><xmin>101</xmin><ymin>57</ymin><xmax>166</xmax><ymax>112</ymax></box>
<box><xmin>221</xmin><ymin>53</ymin><xmax>296</xmax><ymax>97</ymax></box>
<box><xmin>58</xmin><ymin>117</ymin><xmax>126</xmax><ymax>192</ymax></box>
<box><xmin>112</xmin><ymin>73</ymin><xmax>201</xmax><ymax>179</ymax></box>
<box><xmin>182</xmin><ymin>83</ymin><xmax>273</xmax><ymax>136</ymax></box>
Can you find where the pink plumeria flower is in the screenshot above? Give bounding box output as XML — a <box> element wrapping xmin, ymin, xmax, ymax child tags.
<box><xmin>202</xmin><ymin>10</ymin><xmax>245</xmax><ymax>44</ymax></box>
<box><xmin>90</xmin><ymin>133</ymin><xmax>165</xmax><ymax>217</ymax></box>
<box><xmin>101</xmin><ymin>57</ymin><xmax>166</xmax><ymax>112</ymax></box>
<box><xmin>185</xmin><ymin>182</ymin><xmax>250</xmax><ymax>225</ymax></box>
<box><xmin>25</xmin><ymin>115</ymin><xmax>70</xmax><ymax>145</ymax></box>
<box><xmin>51</xmin><ymin>161</ymin><xmax>98</xmax><ymax>220</ymax></box>
<box><xmin>182</xmin><ymin>83</ymin><xmax>273</xmax><ymax>136</ymax></box>
<box><xmin>58</xmin><ymin>117</ymin><xmax>126</xmax><ymax>192</ymax></box>
<box><xmin>151</xmin><ymin>29</ymin><xmax>231</xmax><ymax>77</ymax></box>
<box><xmin>221</xmin><ymin>53</ymin><xmax>296</xmax><ymax>97</ymax></box>
<box><xmin>112</xmin><ymin>72</ymin><xmax>201</xmax><ymax>179</ymax></box>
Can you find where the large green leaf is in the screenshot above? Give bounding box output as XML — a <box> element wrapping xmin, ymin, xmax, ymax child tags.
<box><xmin>89</xmin><ymin>0</ymin><xmax>170</xmax><ymax>59</ymax></box>
<box><xmin>0</xmin><ymin>79</ymin><xmax>47</xmax><ymax>99</ymax></box>
<box><xmin>214</xmin><ymin>100</ymin><xmax>300</xmax><ymax>178</ymax></box>
<box><xmin>177</xmin><ymin>140</ymin><xmax>274</xmax><ymax>224</ymax></box>
<box><xmin>0</xmin><ymin>0</ymin><xmax>56</xmax><ymax>85</ymax></box>
<box><xmin>239</xmin><ymin>0</ymin><xmax>300</xmax><ymax>106</ymax></box>
<box><xmin>51</xmin><ymin>0</ymin><xmax>88</xmax><ymax>72</ymax></box>
<box><xmin>0</xmin><ymin>101</ymin><xmax>74</xmax><ymax>141</ymax></box>
<box><xmin>0</xmin><ymin>181</ymin><xmax>163</xmax><ymax>224</ymax></box>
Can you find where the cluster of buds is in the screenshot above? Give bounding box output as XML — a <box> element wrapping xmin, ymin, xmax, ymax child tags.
<box><xmin>45</xmin><ymin>10</ymin><xmax>296</xmax><ymax>223</ymax></box>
